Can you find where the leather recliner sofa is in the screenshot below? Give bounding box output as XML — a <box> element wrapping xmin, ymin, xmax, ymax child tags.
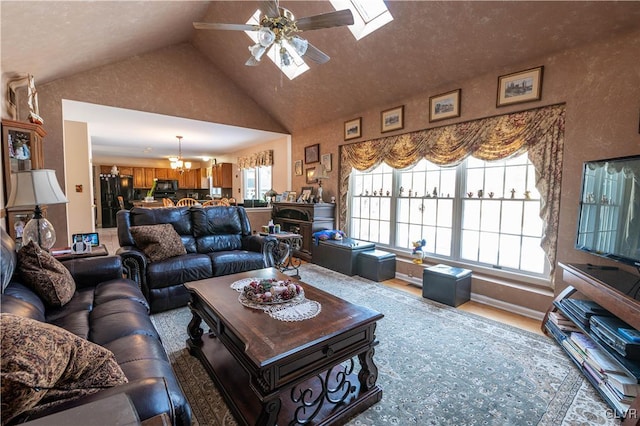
<box><xmin>0</xmin><ymin>228</ymin><xmax>192</xmax><ymax>425</ymax></box>
<box><xmin>116</xmin><ymin>205</ymin><xmax>276</xmax><ymax>313</ymax></box>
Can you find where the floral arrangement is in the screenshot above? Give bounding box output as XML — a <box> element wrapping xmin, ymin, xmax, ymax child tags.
<box><xmin>243</xmin><ymin>278</ymin><xmax>303</xmax><ymax>303</ymax></box>
<box><xmin>146</xmin><ymin>178</ymin><xmax>158</xmax><ymax>198</ymax></box>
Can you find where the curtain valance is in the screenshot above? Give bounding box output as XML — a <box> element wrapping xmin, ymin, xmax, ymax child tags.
<box><xmin>339</xmin><ymin>103</ymin><xmax>565</xmax><ymax>280</ymax></box>
<box><xmin>238</xmin><ymin>150</ymin><xmax>274</xmax><ymax>170</ymax></box>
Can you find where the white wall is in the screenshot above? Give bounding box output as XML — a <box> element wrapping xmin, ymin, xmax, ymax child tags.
<box><xmin>63</xmin><ymin>120</ymin><xmax>94</xmax><ymax>239</ymax></box>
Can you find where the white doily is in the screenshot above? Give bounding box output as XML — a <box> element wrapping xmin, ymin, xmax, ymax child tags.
<box><xmin>232</xmin><ymin>278</ymin><xmax>321</xmax><ymax>321</ymax></box>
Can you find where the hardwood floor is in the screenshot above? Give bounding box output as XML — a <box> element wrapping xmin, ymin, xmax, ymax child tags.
<box><xmin>99</xmin><ymin>227</ymin><xmax>544</xmax><ymax>336</ymax></box>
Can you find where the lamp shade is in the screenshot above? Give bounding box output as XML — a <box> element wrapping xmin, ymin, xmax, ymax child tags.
<box><xmin>6</xmin><ymin>169</ymin><xmax>68</xmax><ymax>209</ymax></box>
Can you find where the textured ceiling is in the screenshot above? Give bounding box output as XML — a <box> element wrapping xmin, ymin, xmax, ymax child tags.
<box><xmin>2</xmin><ymin>1</ymin><xmax>640</xmax><ymax>157</ymax></box>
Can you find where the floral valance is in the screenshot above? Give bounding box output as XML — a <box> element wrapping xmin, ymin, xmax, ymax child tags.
<box><xmin>238</xmin><ymin>150</ymin><xmax>273</xmax><ymax>170</ymax></box>
<box><xmin>339</xmin><ymin>103</ymin><xmax>565</xmax><ymax>280</ymax></box>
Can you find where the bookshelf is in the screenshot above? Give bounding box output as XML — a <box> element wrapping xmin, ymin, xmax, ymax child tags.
<box><xmin>543</xmin><ymin>263</ymin><xmax>640</xmax><ymax>424</ymax></box>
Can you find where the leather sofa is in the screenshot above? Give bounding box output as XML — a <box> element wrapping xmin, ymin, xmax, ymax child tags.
<box><xmin>117</xmin><ymin>205</ymin><xmax>276</xmax><ymax>313</ymax></box>
<box><xmin>0</xmin><ymin>228</ymin><xmax>191</xmax><ymax>425</ymax></box>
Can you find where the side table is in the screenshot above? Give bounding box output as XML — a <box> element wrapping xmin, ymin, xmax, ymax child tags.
<box><xmin>260</xmin><ymin>232</ymin><xmax>302</xmax><ymax>278</ymax></box>
<box><xmin>51</xmin><ymin>244</ymin><xmax>109</xmax><ymax>260</ymax></box>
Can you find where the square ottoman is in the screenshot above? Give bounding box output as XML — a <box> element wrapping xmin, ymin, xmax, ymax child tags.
<box><xmin>357</xmin><ymin>250</ymin><xmax>396</xmax><ymax>282</ymax></box>
<box><xmin>312</xmin><ymin>238</ymin><xmax>375</xmax><ymax>275</ymax></box>
<box><xmin>422</xmin><ymin>264</ymin><xmax>472</xmax><ymax>307</ymax></box>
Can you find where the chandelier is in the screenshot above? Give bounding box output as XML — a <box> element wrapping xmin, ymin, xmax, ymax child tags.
<box><xmin>169</xmin><ymin>135</ymin><xmax>191</xmax><ymax>174</ymax></box>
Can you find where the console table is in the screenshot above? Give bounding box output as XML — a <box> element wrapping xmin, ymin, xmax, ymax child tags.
<box><xmin>271</xmin><ymin>202</ymin><xmax>335</xmax><ymax>261</ymax></box>
<box><xmin>543</xmin><ymin>263</ymin><xmax>640</xmax><ymax>424</ymax></box>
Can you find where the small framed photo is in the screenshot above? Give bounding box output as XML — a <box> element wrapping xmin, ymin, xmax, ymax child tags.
<box><xmin>287</xmin><ymin>191</ymin><xmax>297</xmax><ymax>202</ymax></box>
<box><xmin>321</xmin><ymin>153</ymin><xmax>332</xmax><ymax>172</ymax></box>
<box><xmin>280</xmin><ymin>191</ymin><xmax>289</xmax><ymax>202</ymax></box>
<box><xmin>300</xmin><ymin>186</ymin><xmax>314</xmax><ymax>202</ymax></box>
<box><xmin>497</xmin><ymin>66</ymin><xmax>544</xmax><ymax>107</ymax></box>
<box><xmin>381</xmin><ymin>105</ymin><xmax>404</xmax><ymax>133</ymax></box>
<box><xmin>294</xmin><ymin>160</ymin><xmax>303</xmax><ymax>176</ymax></box>
<box><xmin>306</xmin><ymin>167</ymin><xmax>317</xmax><ymax>184</ymax></box>
<box><xmin>344</xmin><ymin>117</ymin><xmax>362</xmax><ymax>140</ymax></box>
<box><xmin>429</xmin><ymin>89</ymin><xmax>461</xmax><ymax>122</ymax></box>
<box><xmin>304</xmin><ymin>143</ymin><xmax>320</xmax><ymax>164</ymax></box>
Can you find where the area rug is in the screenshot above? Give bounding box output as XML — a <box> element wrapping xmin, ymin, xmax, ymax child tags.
<box><xmin>150</xmin><ymin>264</ymin><xmax>618</xmax><ymax>426</ymax></box>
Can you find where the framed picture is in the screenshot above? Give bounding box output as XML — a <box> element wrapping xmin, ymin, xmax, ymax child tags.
<box><xmin>300</xmin><ymin>186</ymin><xmax>314</xmax><ymax>202</ymax></box>
<box><xmin>344</xmin><ymin>117</ymin><xmax>362</xmax><ymax>140</ymax></box>
<box><xmin>429</xmin><ymin>89</ymin><xmax>461</xmax><ymax>122</ymax></box>
<box><xmin>287</xmin><ymin>191</ymin><xmax>297</xmax><ymax>202</ymax></box>
<box><xmin>305</xmin><ymin>143</ymin><xmax>320</xmax><ymax>164</ymax></box>
<box><xmin>306</xmin><ymin>167</ymin><xmax>317</xmax><ymax>184</ymax></box>
<box><xmin>381</xmin><ymin>105</ymin><xmax>404</xmax><ymax>133</ymax></box>
<box><xmin>321</xmin><ymin>153</ymin><xmax>332</xmax><ymax>172</ymax></box>
<box><xmin>497</xmin><ymin>66</ymin><xmax>544</xmax><ymax>107</ymax></box>
<box><xmin>294</xmin><ymin>160</ymin><xmax>303</xmax><ymax>176</ymax></box>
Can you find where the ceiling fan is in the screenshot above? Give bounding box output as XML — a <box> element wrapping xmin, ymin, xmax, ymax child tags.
<box><xmin>193</xmin><ymin>1</ymin><xmax>354</xmax><ymax>67</ymax></box>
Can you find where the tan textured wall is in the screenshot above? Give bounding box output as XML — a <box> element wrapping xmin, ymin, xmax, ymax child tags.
<box><xmin>63</xmin><ymin>120</ymin><xmax>94</xmax><ymax>239</ymax></box>
<box><xmin>291</xmin><ymin>29</ymin><xmax>640</xmax><ymax>300</ymax></box>
<box><xmin>37</xmin><ymin>43</ymin><xmax>286</xmax><ymax>244</ymax></box>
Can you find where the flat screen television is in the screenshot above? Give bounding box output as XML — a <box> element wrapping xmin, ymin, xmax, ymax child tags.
<box><xmin>576</xmin><ymin>154</ymin><xmax>640</xmax><ymax>267</ymax></box>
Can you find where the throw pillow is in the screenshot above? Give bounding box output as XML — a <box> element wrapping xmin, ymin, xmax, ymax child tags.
<box><xmin>130</xmin><ymin>223</ymin><xmax>186</xmax><ymax>262</ymax></box>
<box><xmin>0</xmin><ymin>313</ymin><xmax>128</xmax><ymax>425</ymax></box>
<box><xmin>17</xmin><ymin>241</ymin><xmax>76</xmax><ymax>307</ymax></box>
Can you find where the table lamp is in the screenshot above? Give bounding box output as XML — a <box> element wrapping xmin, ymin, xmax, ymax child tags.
<box><xmin>5</xmin><ymin>169</ymin><xmax>68</xmax><ymax>250</ymax></box>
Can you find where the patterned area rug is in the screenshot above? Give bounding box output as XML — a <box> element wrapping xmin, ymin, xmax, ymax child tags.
<box><xmin>150</xmin><ymin>264</ymin><xmax>618</xmax><ymax>426</ymax></box>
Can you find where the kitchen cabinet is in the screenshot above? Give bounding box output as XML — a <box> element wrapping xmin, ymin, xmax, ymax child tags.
<box><xmin>119</xmin><ymin>166</ymin><xmax>133</xmax><ymax>176</ymax></box>
<box><xmin>144</xmin><ymin>168</ymin><xmax>155</xmax><ymax>187</ymax></box>
<box><xmin>133</xmin><ymin>168</ymin><xmax>145</xmax><ymax>187</ymax></box>
<box><xmin>155</xmin><ymin>168</ymin><xmax>168</xmax><ymax>179</ymax></box>
<box><xmin>212</xmin><ymin>163</ymin><xmax>232</xmax><ymax>188</ymax></box>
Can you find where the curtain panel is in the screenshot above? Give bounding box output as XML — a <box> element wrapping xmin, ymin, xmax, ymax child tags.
<box><xmin>238</xmin><ymin>150</ymin><xmax>274</xmax><ymax>170</ymax></box>
<box><xmin>338</xmin><ymin>103</ymin><xmax>565</xmax><ymax>279</ymax></box>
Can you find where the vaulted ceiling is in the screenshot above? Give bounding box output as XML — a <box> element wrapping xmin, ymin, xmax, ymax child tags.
<box><xmin>2</xmin><ymin>1</ymin><xmax>640</xmax><ymax>157</ymax></box>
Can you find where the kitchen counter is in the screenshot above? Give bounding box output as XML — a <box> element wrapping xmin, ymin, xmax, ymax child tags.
<box><xmin>132</xmin><ymin>200</ymin><xmax>164</xmax><ymax>208</ymax></box>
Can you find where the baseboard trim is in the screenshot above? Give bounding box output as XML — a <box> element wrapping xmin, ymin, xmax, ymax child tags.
<box><xmin>395</xmin><ymin>272</ymin><xmax>545</xmax><ymax>321</ymax></box>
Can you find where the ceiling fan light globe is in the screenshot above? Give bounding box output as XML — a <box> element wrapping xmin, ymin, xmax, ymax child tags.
<box><xmin>257</xmin><ymin>27</ymin><xmax>276</xmax><ymax>47</ymax></box>
<box><xmin>290</xmin><ymin>37</ymin><xmax>308</xmax><ymax>56</ymax></box>
<box><xmin>245</xmin><ymin>56</ymin><xmax>260</xmax><ymax>66</ymax></box>
<box><xmin>249</xmin><ymin>43</ymin><xmax>266</xmax><ymax>61</ymax></box>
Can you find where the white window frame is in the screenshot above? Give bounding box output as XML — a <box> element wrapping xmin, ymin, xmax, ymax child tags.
<box><xmin>243</xmin><ymin>166</ymin><xmax>272</xmax><ymax>200</ymax></box>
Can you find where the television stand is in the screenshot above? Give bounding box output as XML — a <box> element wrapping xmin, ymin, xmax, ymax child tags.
<box><xmin>543</xmin><ymin>263</ymin><xmax>640</xmax><ymax>425</ymax></box>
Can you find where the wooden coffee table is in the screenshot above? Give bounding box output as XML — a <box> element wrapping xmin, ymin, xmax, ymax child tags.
<box><xmin>185</xmin><ymin>268</ymin><xmax>384</xmax><ymax>425</ymax></box>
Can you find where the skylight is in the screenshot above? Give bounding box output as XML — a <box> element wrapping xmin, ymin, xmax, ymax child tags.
<box><xmin>330</xmin><ymin>0</ymin><xmax>393</xmax><ymax>40</ymax></box>
<box><xmin>245</xmin><ymin>10</ymin><xmax>310</xmax><ymax>80</ymax></box>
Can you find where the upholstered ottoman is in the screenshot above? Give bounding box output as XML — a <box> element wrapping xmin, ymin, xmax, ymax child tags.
<box><xmin>422</xmin><ymin>264</ymin><xmax>472</xmax><ymax>307</ymax></box>
<box><xmin>312</xmin><ymin>238</ymin><xmax>375</xmax><ymax>276</ymax></box>
<box><xmin>357</xmin><ymin>250</ymin><xmax>396</xmax><ymax>282</ymax></box>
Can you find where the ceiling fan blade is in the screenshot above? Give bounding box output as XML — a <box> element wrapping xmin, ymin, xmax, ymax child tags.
<box><xmin>260</xmin><ymin>0</ymin><xmax>280</xmax><ymax>18</ymax></box>
<box><xmin>295</xmin><ymin>9</ymin><xmax>354</xmax><ymax>31</ymax></box>
<box><xmin>303</xmin><ymin>42</ymin><xmax>330</xmax><ymax>64</ymax></box>
<box><xmin>193</xmin><ymin>22</ymin><xmax>258</xmax><ymax>31</ymax></box>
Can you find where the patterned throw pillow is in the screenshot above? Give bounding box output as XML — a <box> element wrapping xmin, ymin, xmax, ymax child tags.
<box><xmin>0</xmin><ymin>313</ymin><xmax>128</xmax><ymax>425</ymax></box>
<box><xmin>130</xmin><ymin>223</ymin><xmax>187</xmax><ymax>262</ymax></box>
<box><xmin>17</xmin><ymin>241</ymin><xmax>76</xmax><ymax>307</ymax></box>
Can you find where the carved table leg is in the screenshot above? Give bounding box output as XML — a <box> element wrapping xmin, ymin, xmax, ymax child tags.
<box><xmin>187</xmin><ymin>302</ymin><xmax>204</xmax><ymax>348</ymax></box>
<box><xmin>256</xmin><ymin>397</ymin><xmax>281</xmax><ymax>426</ymax></box>
<box><xmin>357</xmin><ymin>346</ymin><xmax>379</xmax><ymax>391</ymax></box>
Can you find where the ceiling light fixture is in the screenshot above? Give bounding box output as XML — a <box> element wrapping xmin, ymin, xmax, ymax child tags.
<box><xmin>170</xmin><ymin>135</ymin><xmax>191</xmax><ymax>174</ymax></box>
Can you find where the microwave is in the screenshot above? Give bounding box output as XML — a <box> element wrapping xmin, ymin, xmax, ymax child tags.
<box><xmin>156</xmin><ymin>179</ymin><xmax>178</xmax><ymax>192</ymax></box>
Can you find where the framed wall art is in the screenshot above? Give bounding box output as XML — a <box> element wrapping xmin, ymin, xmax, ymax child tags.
<box><xmin>294</xmin><ymin>160</ymin><xmax>303</xmax><ymax>176</ymax></box>
<box><xmin>321</xmin><ymin>153</ymin><xmax>332</xmax><ymax>172</ymax></box>
<box><xmin>497</xmin><ymin>66</ymin><xmax>544</xmax><ymax>107</ymax></box>
<box><xmin>344</xmin><ymin>117</ymin><xmax>362</xmax><ymax>140</ymax></box>
<box><xmin>304</xmin><ymin>143</ymin><xmax>319</xmax><ymax>164</ymax></box>
<box><xmin>429</xmin><ymin>89</ymin><xmax>461</xmax><ymax>122</ymax></box>
<box><xmin>306</xmin><ymin>167</ymin><xmax>317</xmax><ymax>184</ymax></box>
<box><xmin>381</xmin><ymin>105</ymin><xmax>404</xmax><ymax>133</ymax></box>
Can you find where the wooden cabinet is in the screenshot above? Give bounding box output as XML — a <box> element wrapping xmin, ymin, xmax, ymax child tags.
<box><xmin>155</xmin><ymin>168</ymin><xmax>168</xmax><ymax>179</ymax></box>
<box><xmin>133</xmin><ymin>168</ymin><xmax>145</xmax><ymax>187</ymax></box>
<box><xmin>144</xmin><ymin>168</ymin><xmax>155</xmax><ymax>187</ymax></box>
<box><xmin>2</xmin><ymin>119</ymin><xmax>46</xmax><ymax>200</ymax></box>
<box><xmin>212</xmin><ymin>163</ymin><xmax>232</xmax><ymax>188</ymax></box>
<box><xmin>271</xmin><ymin>202</ymin><xmax>335</xmax><ymax>261</ymax></box>
<box><xmin>119</xmin><ymin>166</ymin><xmax>133</xmax><ymax>176</ymax></box>
<box><xmin>544</xmin><ymin>263</ymin><xmax>640</xmax><ymax>422</ymax></box>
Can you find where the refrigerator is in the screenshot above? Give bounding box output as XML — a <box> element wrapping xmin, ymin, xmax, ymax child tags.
<box><xmin>100</xmin><ymin>174</ymin><xmax>134</xmax><ymax>228</ymax></box>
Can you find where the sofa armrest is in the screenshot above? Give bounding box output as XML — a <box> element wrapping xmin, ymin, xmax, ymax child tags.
<box><xmin>61</xmin><ymin>256</ymin><xmax>124</xmax><ymax>289</ymax></box>
<box><xmin>17</xmin><ymin>377</ymin><xmax>191</xmax><ymax>426</ymax></box>
<box><xmin>243</xmin><ymin>234</ymin><xmax>277</xmax><ymax>267</ymax></box>
<box><xmin>116</xmin><ymin>246</ymin><xmax>148</xmax><ymax>290</ymax></box>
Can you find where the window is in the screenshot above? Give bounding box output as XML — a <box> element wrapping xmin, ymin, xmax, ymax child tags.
<box><xmin>243</xmin><ymin>166</ymin><xmax>272</xmax><ymax>200</ymax></box>
<box><xmin>349</xmin><ymin>153</ymin><xmax>548</xmax><ymax>277</ymax></box>
<box><xmin>330</xmin><ymin>0</ymin><xmax>393</xmax><ymax>40</ymax></box>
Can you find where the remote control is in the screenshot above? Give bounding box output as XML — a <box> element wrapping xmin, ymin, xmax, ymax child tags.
<box><xmin>618</xmin><ymin>328</ymin><xmax>640</xmax><ymax>343</ymax></box>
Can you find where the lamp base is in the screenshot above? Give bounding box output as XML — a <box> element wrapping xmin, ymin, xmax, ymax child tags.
<box><xmin>22</xmin><ymin>217</ymin><xmax>57</xmax><ymax>250</ymax></box>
